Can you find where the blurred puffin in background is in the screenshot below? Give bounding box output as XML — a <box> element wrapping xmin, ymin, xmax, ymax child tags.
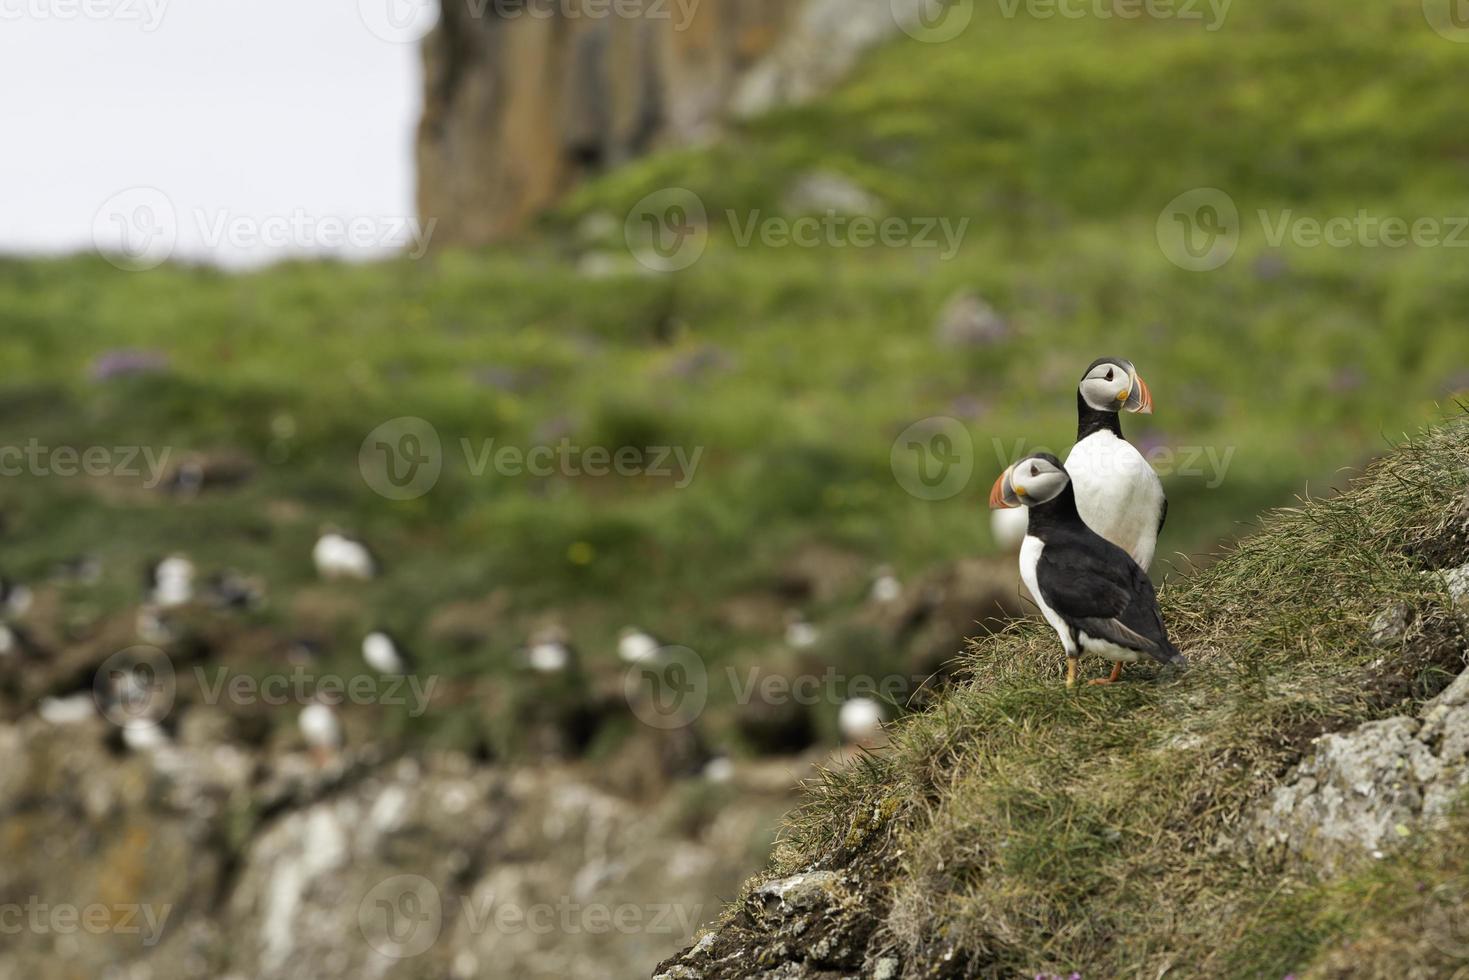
<box><xmin>990</xmin><ymin>357</ymin><xmax>1164</xmax><ymax>570</ymax></box>
<box><xmin>991</xmin><ymin>453</ymin><xmax>1185</xmax><ymax>688</ymax></box>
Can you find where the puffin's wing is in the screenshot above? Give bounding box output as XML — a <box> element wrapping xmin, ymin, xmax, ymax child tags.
<box><xmin>1157</xmin><ymin>496</ymin><xmax>1169</xmax><ymax>538</ymax></box>
<box><xmin>1037</xmin><ymin>543</ymin><xmax>1177</xmax><ymax>663</ymax></box>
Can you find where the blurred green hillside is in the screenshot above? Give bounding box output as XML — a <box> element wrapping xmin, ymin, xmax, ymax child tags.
<box><xmin>0</xmin><ymin>0</ymin><xmax>1465</xmax><ymax>754</ymax></box>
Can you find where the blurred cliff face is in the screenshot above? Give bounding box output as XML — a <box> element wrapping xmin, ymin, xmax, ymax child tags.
<box><xmin>416</xmin><ymin>0</ymin><xmax>916</xmax><ymax>245</ymax></box>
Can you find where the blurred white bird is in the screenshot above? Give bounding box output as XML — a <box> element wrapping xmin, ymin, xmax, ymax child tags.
<box><xmin>0</xmin><ymin>577</ymin><xmax>33</xmax><ymax>617</ymax></box>
<box><xmin>299</xmin><ymin>702</ymin><xmax>343</xmax><ymax>764</ymax></box>
<box><xmin>990</xmin><ymin>507</ymin><xmax>1029</xmax><ymax>553</ymax></box>
<box><xmin>135</xmin><ymin>604</ymin><xmax>177</xmax><ymax>646</ymax></box>
<box><xmin>362</xmin><ymin>630</ymin><xmax>413</xmax><ymax>674</ymax></box>
<box><xmin>313</xmin><ymin>530</ymin><xmax>376</xmax><ymax>581</ymax></box>
<box><xmin>148</xmin><ymin>555</ymin><xmax>195</xmax><ymax>607</ymax></box>
<box><xmin>121</xmin><ymin>720</ymin><xmax>171</xmax><ymax>752</ymax></box>
<box><xmin>784</xmin><ymin>613</ymin><xmax>820</xmax><ymax>650</ymax></box>
<box><xmin>39</xmin><ymin>694</ymin><xmax>96</xmax><ymax>725</ymax></box>
<box><xmin>525</xmin><ymin>627</ymin><xmax>575</xmax><ymax>674</ymax></box>
<box><xmin>869</xmin><ymin>565</ymin><xmax>902</xmax><ymax>604</ymax></box>
<box><xmin>617</xmin><ymin>627</ymin><xmax>662</xmax><ymax>664</ymax></box>
<box><xmin>838</xmin><ymin>697</ymin><xmax>886</xmax><ymax>745</ymax></box>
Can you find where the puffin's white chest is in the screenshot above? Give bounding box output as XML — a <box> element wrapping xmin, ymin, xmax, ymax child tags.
<box><xmin>1066</xmin><ymin>431</ymin><xmax>1165</xmax><ymax>570</ymax></box>
<box><xmin>1020</xmin><ymin>537</ymin><xmax>1076</xmax><ymax>654</ymax></box>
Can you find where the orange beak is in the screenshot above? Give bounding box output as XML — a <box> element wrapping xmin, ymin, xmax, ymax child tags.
<box><xmin>989</xmin><ymin>469</ymin><xmax>1016</xmax><ymax>509</ymax></box>
<box><xmin>1129</xmin><ymin>374</ymin><xmax>1154</xmax><ymax>415</ymax></box>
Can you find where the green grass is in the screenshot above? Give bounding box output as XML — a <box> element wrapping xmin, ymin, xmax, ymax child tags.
<box><xmin>1</xmin><ymin>0</ymin><xmax>1467</xmax><ymax>758</ymax></box>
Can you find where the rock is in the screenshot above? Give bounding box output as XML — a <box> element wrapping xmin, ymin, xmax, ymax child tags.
<box><xmin>1369</xmin><ymin>602</ymin><xmax>1411</xmax><ymax>645</ymax></box>
<box><xmin>781</xmin><ymin>171</ymin><xmax>884</xmax><ymax>218</ymax></box>
<box><xmin>418</xmin><ymin>1</ymin><xmax>918</xmax><ymax>245</ymax></box>
<box><xmin>934</xmin><ymin>291</ymin><xmax>1010</xmax><ymax>349</ymax></box>
<box><xmin>749</xmin><ymin>871</ymin><xmax>843</xmax><ymax>920</ymax></box>
<box><xmin>732</xmin><ymin>0</ymin><xmax>931</xmax><ymax>115</ymax></box>
<box><xmin>1247</xmin><ymin>666</ymin><xmax>1469</xmax><ymax>872</ymax></box>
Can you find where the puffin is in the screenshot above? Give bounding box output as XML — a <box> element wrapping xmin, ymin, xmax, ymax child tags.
<box><xmin>990</xmin><ymin>453</ymin><xmax>1186</xmax><ymax>688</ymax></box>
<box><xmin>869</xmin><ymin>565</ymin><xmax>902</xmax><ymax>604</ymax></box>
<box><xmin>147</xmin><ymin>555</ymin><xmax>195</xmax><ymax>608</ymax></box>
<box><xmin>299</xmin><ymin>700</ymin><xmax>344</xmax><ymax>765</ymax></box>
<box><xmin>1069</xmin><ymin>357</ymin><xmax>1166</xmax><ymax>570</ymax></box>
<box><xmin>0</xmin><ymin>576</ymin><xmax>34</xmax><ymax>616</ymax></box>
<box><xmin>783</xmin><ymin>612</ymin><xmax>820</xmax><ymax>650</ymax></box>
<box><xmin>312</xmin><ymin>529</ymin><xmax>377</xmax><ymax>581</ymax></box>
<box><xmin>362</xmin><ymin>630</ymin><xmax>414</xmax><ymax>675</ymax></box>
<box><xmin>991</xmin><ymin>358</ymin><xmax>1165</xmax><ymax>570</ymax></box>
<box><xmin>838</xmin><ymin>697</ymin><xmax>886</xmax><ymax>745</ymax></box>
<box><xmin>617</xmin><ymin>627</ymin><xmax>663</xmax><ymax>664</ymax></box>
<box><xmin>523</xmin><ymin>626</ymin><xmax>577</xmax><ymax>674</ymax></box>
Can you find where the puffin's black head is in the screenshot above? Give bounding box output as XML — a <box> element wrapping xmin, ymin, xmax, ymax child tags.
<box><xmin>990</xmin><ymin>452</ymin><xmax>1069</xmax><ymax>509</ymax></box>
<box><xmin>1079</xmin><ymin>357</ymin><xmax>1153</xmax><ymax>415</ymax></box>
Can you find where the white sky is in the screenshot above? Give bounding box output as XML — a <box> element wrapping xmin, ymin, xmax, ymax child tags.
<box><xmin>0</xmin><ymin>0</ymin><xmax>433</xmax><ymax>267</ymax></box>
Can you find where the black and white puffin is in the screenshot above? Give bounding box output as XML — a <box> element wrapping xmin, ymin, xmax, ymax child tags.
<box><xmin>1070</xmin><ymin>357</ymin><xmax>1165</xmax><ymax>570</ymax></box>
<box><xmin>990</xmin><ymin>358</ymin><xmax>1165</xmax><ymax>570</ymax></box>
<box><xmin>362</xmin><ymin>630</ymin><xmax>414</xmax><ymax>675</ymax></box>
<box><xmin>990</xmin><ymin>453</ymin><xmax>1186</xmax><ymax>688</ymax></box>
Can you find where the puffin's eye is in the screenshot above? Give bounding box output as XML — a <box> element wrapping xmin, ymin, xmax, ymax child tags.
<box><xmin>1105</xmin><ymin>368</ymin><xmax>1115</xmax><ymax>382</ymax></box>
<box><xmin>1029</xmin><ymin>464</ymin><xmax>1040</xmax><ymax>478</ymax></box>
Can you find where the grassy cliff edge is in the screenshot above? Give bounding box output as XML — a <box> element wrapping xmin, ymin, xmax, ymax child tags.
<box><xmin>658</xmin><ymin>413</ymin><xmax>1469</xmax><ymax>979</ymax></box>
